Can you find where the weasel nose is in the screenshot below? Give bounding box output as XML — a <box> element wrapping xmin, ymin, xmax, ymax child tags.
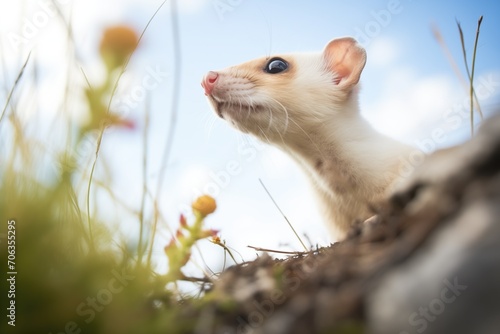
<box><xmin>201</xmin><ymin>71</ymin><xmax>219</xmax><ymax>96</ymax></box>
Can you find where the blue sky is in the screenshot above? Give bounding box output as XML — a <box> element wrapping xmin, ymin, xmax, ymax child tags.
<box><xmin>1</xmin><ymin>0</ymin><xmax>499</xmax><ymax>277</ymax></box>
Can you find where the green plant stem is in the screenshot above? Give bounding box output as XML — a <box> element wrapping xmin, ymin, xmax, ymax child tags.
<box><xmin>137</xmin><ymin>97</ymin><xmax>151</xmax><ymax>267</ymax></box>
<box><xmin>219</xmin><ymin>242</ymin><xmax>238</xmax><ymax>264</ymax></box>
<box><xmin>456</xmin><ymin>20</ymin><xmax>472</xmax><ymax>136</ymax></box>
<box><xmin>0</xmin><ymin>52</ymin><xmax>31</xmax><ymax>125</ymax></box>
<box><xmin>86</xmin><ymin>127</ymin><xmax>105</xmax><ymax>252</ymax></box>
<box><xmin>457</xmin><ymin>16</ymin><xmax>484</xmax><ymax>137</ymax></box>
<box><xmin>148</xmin><ymin>0</ymin><xmax>181</xmax><ymax>266</ymax></box>
<box><xmin>469</xmin><ymin>16</ymin><xmax>484</xmax><ymax>135</ymax></box>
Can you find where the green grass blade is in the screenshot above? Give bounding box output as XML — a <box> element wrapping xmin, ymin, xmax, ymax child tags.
<box><xmin>259</xmin><ymin>178</ymin><xmax>309</xmax><ymax>252</ymax></box>
<box><xmin>0</xmin><ymin>52</ymin><xmax>31</xmax><ymax>125</ymax></box>
<box><xmin>470</xmin><ymin>16</ymin><xmax>484</xmax><ymax>123</ymax></box>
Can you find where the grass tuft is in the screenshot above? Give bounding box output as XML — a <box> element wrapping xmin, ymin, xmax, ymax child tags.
<box><xmin>456</xmin><ymin>16</ymin><xmax>484</xmax><ymax>136</ymax></box>
<box><xmin>434</xmin><ymin>16</ymin><xmax>484</xmax><ymax>137</ymax></box>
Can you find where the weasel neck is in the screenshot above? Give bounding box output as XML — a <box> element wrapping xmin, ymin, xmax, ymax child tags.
<box><xmin>277</xmin><ymin>104</ymin><xmax>411</xmax><ymax>204</ymax></box>
<box><xmin>279</xmin><ymin>108</ymin><xmax>411</xmax><ymax>237</ymax></box>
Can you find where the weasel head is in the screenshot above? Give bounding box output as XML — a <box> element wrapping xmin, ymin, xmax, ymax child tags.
<box><xmin>201</xmin><ymin>37</ymin><xmax>366</xmax><ymax>144</ymax></box>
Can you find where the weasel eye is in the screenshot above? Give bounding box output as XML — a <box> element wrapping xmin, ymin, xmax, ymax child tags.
<box><xmin>264</xmin><ymin>58</ymin><xmax>288</xmax><ymax>74</ymax></box>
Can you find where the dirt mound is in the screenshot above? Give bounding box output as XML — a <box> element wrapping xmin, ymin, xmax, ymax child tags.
<box><xmin>199</xmin><ymin>114</ymin><xmax>500</xmax><ymax>334</ymax></box>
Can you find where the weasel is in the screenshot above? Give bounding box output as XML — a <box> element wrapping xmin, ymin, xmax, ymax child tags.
<box><xmin>201</xmin><ymin>37</ymin><xmax>413</xmax><ymax>238</ymax></box>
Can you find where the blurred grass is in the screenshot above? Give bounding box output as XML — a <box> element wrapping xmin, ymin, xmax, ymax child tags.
<box><xmin>0</xmin><ymin>2</ymin><xmax>217</xmax><ymax>333</ymax></box>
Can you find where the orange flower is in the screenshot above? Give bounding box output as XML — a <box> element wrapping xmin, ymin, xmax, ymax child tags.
<box><xmin>211</xmin><ymin>235</ymin><xmax>221</xmax><ymax>244</ymax></box>
<box><xmin>192</xmin><ymin>195</ymin><xmax>217</xmax><ymax>216</ymax></box>
<box><xmin>99</xmin><ymin>25</ymin><xmax>139</xmax><ymax>70</ymax></box>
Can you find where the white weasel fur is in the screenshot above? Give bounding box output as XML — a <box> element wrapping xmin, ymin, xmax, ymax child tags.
<box><xmin>202</xmin><ymin>37</ymin><xmax>413</xmax><ymax>238</ymax></box>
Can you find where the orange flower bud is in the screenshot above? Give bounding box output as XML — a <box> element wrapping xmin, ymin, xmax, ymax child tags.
<box><xmin>99</xmin><ymin>25</ymin><xmax>139</xmax><ymax>69</ymax></box>
<box><xmin>191</xmin><ymin>195</ymin><xmax>217</xmax><ymax>216</ymax></box>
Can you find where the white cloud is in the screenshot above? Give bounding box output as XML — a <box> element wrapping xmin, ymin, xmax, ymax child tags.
<box><xmin>365</xmin><ymin>70</ymin><xmax>459</xmax><ymax>142</ymax></box>
<box><xmin>368</xmin><ymin>37</ymin><xmax>400</xmax><ymax>67</ymax></box>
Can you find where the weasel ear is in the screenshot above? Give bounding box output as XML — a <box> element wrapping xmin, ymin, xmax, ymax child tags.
<box><xmin>323</xmin><ymin>37</ymin><xmax>367</xmax><ymax>87</ymax></box>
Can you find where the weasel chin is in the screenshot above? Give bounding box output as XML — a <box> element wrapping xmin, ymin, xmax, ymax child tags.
<box><xmin>205</xmin><ymin>96</ymin><xmax>224</xmax><ymax>118</ymax></box>
<box><xmin>214</xmin><ymin>102</ymin><xmax>224</xmax><ymax>119</ymax></box>
<box><xmin>212</xmin><ymin>99</ymin><xmax>264</xmax><ymax>125</ymax></box>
